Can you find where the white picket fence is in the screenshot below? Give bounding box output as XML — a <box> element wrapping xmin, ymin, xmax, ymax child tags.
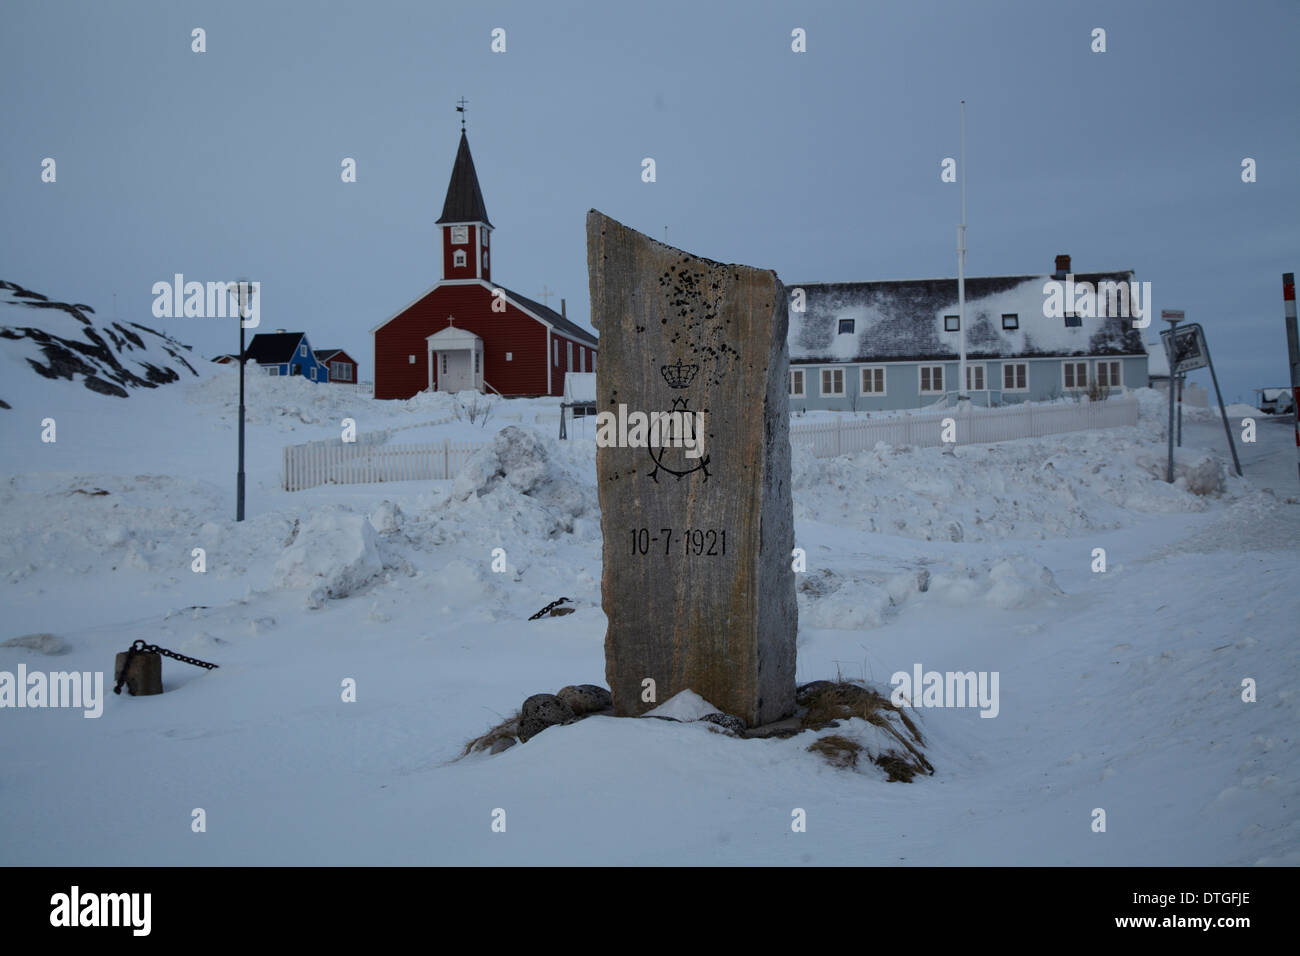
<box><xmin>788</xmin><ymin>396</ymin><xmax>1138</xmax><ymax>459</ymax></box>
<box><xmin>283</xmin><ymin>397</ymin><xmax>1138</xmax><ymax>490</ymax></box>
<box><xmin>283</xmin><ymin>437</ymin><xmax>488</xmax><ymax>491</ymax></box>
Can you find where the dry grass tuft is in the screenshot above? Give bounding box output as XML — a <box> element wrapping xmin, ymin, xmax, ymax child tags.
<box><xmin>807</xmin><ymin>734</ymin><xmax>863</xmax><ymax>769</ymax></box>
<box><xmin>461</xmin><ymin>712</ymin><xmax>521</xmax><ymax>757</ymax></box>
<box><xmin>797</xmin><ymin>681</ymin><xmax>934</xmax><ymax>781</ymax></box>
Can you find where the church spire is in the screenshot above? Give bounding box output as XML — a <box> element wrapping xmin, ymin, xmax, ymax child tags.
<box><xmin>436</xmin><ymin>128</ymin><xmax>491</xmax><ymax>228</ymax></box>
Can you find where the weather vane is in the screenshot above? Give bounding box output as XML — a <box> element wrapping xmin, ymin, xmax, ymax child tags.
<box><xmin>456</xmin><ymin>96</ymin><xmax>468</xmax><ymax>130</ymax></box>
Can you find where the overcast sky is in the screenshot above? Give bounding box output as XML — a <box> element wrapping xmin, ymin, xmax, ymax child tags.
<box><xmin>2</xmin><ymin>0</ymin><xmax>1297</xmax><ymax>402</ymax></box>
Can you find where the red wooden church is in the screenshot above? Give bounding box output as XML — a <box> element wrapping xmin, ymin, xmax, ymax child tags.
<box><xmin>371</xmin><ymin>129</ymin><xmax>597</xmax><ymax>399</ymax></box>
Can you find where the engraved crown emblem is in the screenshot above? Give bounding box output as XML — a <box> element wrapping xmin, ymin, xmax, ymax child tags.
<box><xmin>660</xmin><ymin>359</ymin><xmax>698</xmax><ymax>389</ymax></box>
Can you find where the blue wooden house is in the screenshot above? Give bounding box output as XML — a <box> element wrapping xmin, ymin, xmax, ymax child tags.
<box><xmin>245</xmin><ymin>331</ymin><xmax>330</xmax><ymax>382</ymax></box>
<box><xmin>787</xmin><ymin>254</ymin><xmax>1150</xmax><ymax>412</ymax></box>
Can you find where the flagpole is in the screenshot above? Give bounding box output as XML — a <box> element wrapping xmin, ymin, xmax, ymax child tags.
<box><xmin>957</xmin><ymin>99</ymin><xmax>969</xmax><ymax>405</ymax></box>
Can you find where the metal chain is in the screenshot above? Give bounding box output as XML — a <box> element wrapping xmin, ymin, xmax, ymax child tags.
<box><xmin>113</xmin><ymin>639</ymin><xmax>219</xmax><ymax>695</ymax></box>
<box><xmin>528</xmin><ymin>597</ymin><xmax>573</xmax><ymax>621</ymax></box>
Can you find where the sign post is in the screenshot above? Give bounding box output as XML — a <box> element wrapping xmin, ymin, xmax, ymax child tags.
<box><xmin>1161</xmin><ymin>311</ymin><xmax>1183</xmax><ymax>482</ymax></box>
<box><xmin>1160</xmin><ymin>318</ymin><xmax>1242</xmax><ymax>478</ymax></box>
<box><xmin>1283</xmin><ymin>273</ymin><xmax>1299</xmax><ymax>487</ymax></box>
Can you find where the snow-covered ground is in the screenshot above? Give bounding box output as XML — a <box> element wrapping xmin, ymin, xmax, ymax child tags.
<box><xmin>1</xmin><ymin>362</ymin><xmax>1297</xmax><ymax>865</ymax></box>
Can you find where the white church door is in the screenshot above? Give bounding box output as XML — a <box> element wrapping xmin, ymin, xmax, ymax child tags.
<box><xmin>433</xmin><ymin>349</ymin><xmax>475</xmax><ymax>393</ymax></box>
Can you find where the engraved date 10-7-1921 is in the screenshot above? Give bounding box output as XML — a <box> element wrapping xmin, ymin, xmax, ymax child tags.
<box><xmin>629</xmin><ymin>528</ymin><xmax>727</xmax><ymax>556</ymax></box>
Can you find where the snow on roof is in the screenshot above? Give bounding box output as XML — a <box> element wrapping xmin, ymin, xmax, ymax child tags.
<box><xmin>563</xmin><ymin>372</ymin><xmax>596</xmax><ymax>403</ymax></box>
<box><xmin>787</xmin><ymin>271</ymin><xmax>1146</xmax><ymax>363</ymax></box>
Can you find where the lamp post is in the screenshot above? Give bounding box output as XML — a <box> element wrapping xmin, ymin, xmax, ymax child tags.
<box><xmin>230</xmin><ymin>279</ymin><xmax>255</xmax><ymax>521</ymax></box>
<box><xmin>1163</xmin><ymin>312</ymin><xmax>1180</xmax><ymax>483</ymax></box>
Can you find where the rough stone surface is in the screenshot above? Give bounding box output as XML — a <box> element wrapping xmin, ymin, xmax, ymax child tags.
<box><xmin>557</xmin><ymin>684</ymin><xmax>613</xmax><ymax>715</ymax></box>
<box><xmin>518</xmin><ymin>693</ymin><xmax>576</xmax><ymax>742</ymax></box>
<box><xmin>699</xmin><ymin>712</ymin><xmax>747</xmax><ymax>735</ymax></box>
<box><xmin>113</xmin><ymin>650</ymin><xmax>162</xmax><ymax>696</ymax></box>
<box><xmin>587</xmin><ymin>210</ymin><xmax>798</xmax><ymax>727</ymax></box>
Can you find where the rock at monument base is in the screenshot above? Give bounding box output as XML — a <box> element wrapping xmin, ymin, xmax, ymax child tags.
<box><xmin>587</xmin><ymin>210</ymin><xmax>798</xmax><ymax>727</ymax></box>
<box><xmin>557</xmin><ymin>684</ymin><xmax>613</xmax><ymax>715</ymax></box>
<box><xmin>518</xmin><ymin>693</ymin><xmax>576</xmax><ymax>742</ymax></box>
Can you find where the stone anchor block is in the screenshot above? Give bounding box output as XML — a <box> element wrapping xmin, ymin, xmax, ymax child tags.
<box><xmin>113</xmin><ymin>650</ymin><xmax>163</xmax><ymax>696</ymax></box>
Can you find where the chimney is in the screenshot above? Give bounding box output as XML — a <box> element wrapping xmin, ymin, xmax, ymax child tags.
<box><xmin>561</xmin><ymin>298</ymin><xmax>567</xmax><ymax>318</ymax></box>
<box><xmin>1053</xmin><ymin>254</ymin><xmax>1071</xmax><ymax>279</ymax></box>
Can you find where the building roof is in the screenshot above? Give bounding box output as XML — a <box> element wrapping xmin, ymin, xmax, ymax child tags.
<box><xmin>436</xmin><ymin>131</ymin><xmax>492</xmax><ymax>227</ymax></box>
<box><xmin>787</xmin><ymin>271</ymin><xmax>1147</xmax><ymax>364</ymax></box>
<box><xmin>499</xmin><ymin>284</ymin><xmax>598</xmax><ymax>346</ymax></box>
<box><xmin>245</xmin><ymin>332</ymin><xmax>306</xmax><ymax>364</ymax></box>
<box><xmin>315</xmin><ymin>348</ymin><xmax>355</xmax><ymax>363</ymax></box>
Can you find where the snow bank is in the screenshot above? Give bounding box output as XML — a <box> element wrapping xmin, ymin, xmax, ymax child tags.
<box><xmin>452</xmin><ymin>426</ymin><xmax>596</xmax><ymax>534</ymax></box>
<box><xmin>271</xmin><ymin>509</ymin><xmax>383</xmax><ymax>605</ymax></box>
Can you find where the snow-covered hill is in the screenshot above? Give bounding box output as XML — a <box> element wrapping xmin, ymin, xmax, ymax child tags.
<box><xmin>0</xmin><ymin>370</ymin><xmax>1297</xmax><ymax>865</ymax></box>
<box><xmin>0</xmin><ymin>280</ymin><xmax>200</xmax><ymax>408</ymax></box>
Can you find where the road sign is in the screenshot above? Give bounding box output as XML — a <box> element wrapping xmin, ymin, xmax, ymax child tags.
<box><xmin>1160</xmin><ymin>322</ymin><xmax>1210</xmax><ymax>374</ymax></box>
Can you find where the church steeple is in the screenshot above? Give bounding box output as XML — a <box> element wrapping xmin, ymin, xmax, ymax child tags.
<box><xmin>437</xmin><ymin>128</ymin><xmax>492</xmax><ymax>282</ymax></box>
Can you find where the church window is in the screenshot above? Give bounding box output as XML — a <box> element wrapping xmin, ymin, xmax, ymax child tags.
<box><xmin>454</xmin><ymin>249</ymin><xmax>467</xmax><ymax>268</ymax></box>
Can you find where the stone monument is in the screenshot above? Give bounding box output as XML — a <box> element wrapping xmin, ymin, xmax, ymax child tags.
<box><xmin>586</xmin><ymin>210</ymin><xmax>797</xmax><ymax>727</ymax></box>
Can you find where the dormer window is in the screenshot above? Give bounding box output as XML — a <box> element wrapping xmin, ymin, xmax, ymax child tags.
<box><xmin>453</xmin><ymin>249</ymin><xmax>467</xmax><ymax>268</ymax></box>
<box><xmin>838</xmin><ymin>319</ymin><xmax>855</xmax><ymax>335</ymax></box>
<box><xmin>450</xmin><ymin>225</ymin><xmax>469</xmax><ymax>245</ymax></box>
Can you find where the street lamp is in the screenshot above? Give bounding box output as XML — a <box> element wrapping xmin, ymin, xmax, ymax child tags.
<box><xmin>229</xmin><ymin>279</ymin><xmax>255</xmax><ymax>521</ymax></box>
<box><xmin>1163</xmin><ymin>311</ymin><xmax>1180</xmax><ymax>483</ymax></box>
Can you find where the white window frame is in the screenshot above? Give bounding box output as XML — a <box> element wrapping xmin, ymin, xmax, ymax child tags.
<box><xmin>965</xmin><ymin>363</ymin><xmax>987</xmax><ymax>392</ymax></box>
<box><xmin>299</xmin><ymin>345</ymin><xmax>307</xmax><ymax>357</ymax></box>
<box><xmin>453</xmin><ymin>249</ymin><xmax>467</xmax><ymax>268</ymax></box>
<box><xmin>441</xmin><ymin>353</ymin><xmax>448</xmax><ymax>375</ymax></box>
<box><xmin>553</xmin><ymin>340</ymin><xmax>559</xmax><ymax>366</ymax></box>
<box><xmin>944</xmin><ymin>315</ymin><xmax>960</xmax><ymax>332</ymax></box>
<box><xmin>789</xmin><ymin>368</ymin><xmax>805</xmax><ymax>397</ymax></box>
<box><xmin>1095</xmin><ymin>359</ymin><xmax>1122</xmax><ymax>389</ymax></box>
<box><xmin>1063</xmin><ymin>360</ymin><xmax>1088</xmax><ymax>390</ymax></box>
<box><xmin>309</xmin><ymin>366</ymin><xmax>317</xmax><ymax>380</ymax></box>
<box><xmin>567</xmin><ymin>341</ymin><xmax>573</xmax><ymax>370</ymax></box>
<box><xmin>267</xmin><ymin>366</ymin><xmax>280</xmax><ymax>376</ymax></box>
<box><xmin>1002</xmin><ymin>362</ymin><xmax>1028</xmax><ymax>392</ymax></box>
<box><xmin>330</xmin><ymin>361</ymin><xmax>353</xmax><ymax>382</ymax></box>
<box><xmin>450</xmin><ymin>225</ymin><xmax>468</xmax><ymax>245</ymax></box>
<box><xmin>919</xmin><ymin>365</ymin><xmax>945</xmax><ymax>394</ymax></box>
<box><xmin>1001</xmin><ymin>313</ymin><xmax>1019</xmax><ymax>330</ymax></box>
<box><xmin>820</xmin><ymin>367</ymin><xmax>845</xmax><ymax>396</ymax></box>
<box><xmin>591</xmin><ymin>352</ymin><xmax>597</xmax><ymax>372</ymax></box>
<box><xmin>408</xmin><ymin>354</ymin><xmax>416</xmax><ymax>365</ymax></box>
<box><xmin>860</xmin><ymin>365</ymin><xmax>885</xmax><ymax>395</ymax></box>
<box><xmin>505</xmin><ymin>352</ymin><xmax>512</xmax><ymax>362</ymax></box>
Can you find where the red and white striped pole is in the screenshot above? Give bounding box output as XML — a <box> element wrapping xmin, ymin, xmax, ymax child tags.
<box><xmin>1283</xmin><ymin>273</ymin><xmax>1299</xmax><ymax>486</ymax></box>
